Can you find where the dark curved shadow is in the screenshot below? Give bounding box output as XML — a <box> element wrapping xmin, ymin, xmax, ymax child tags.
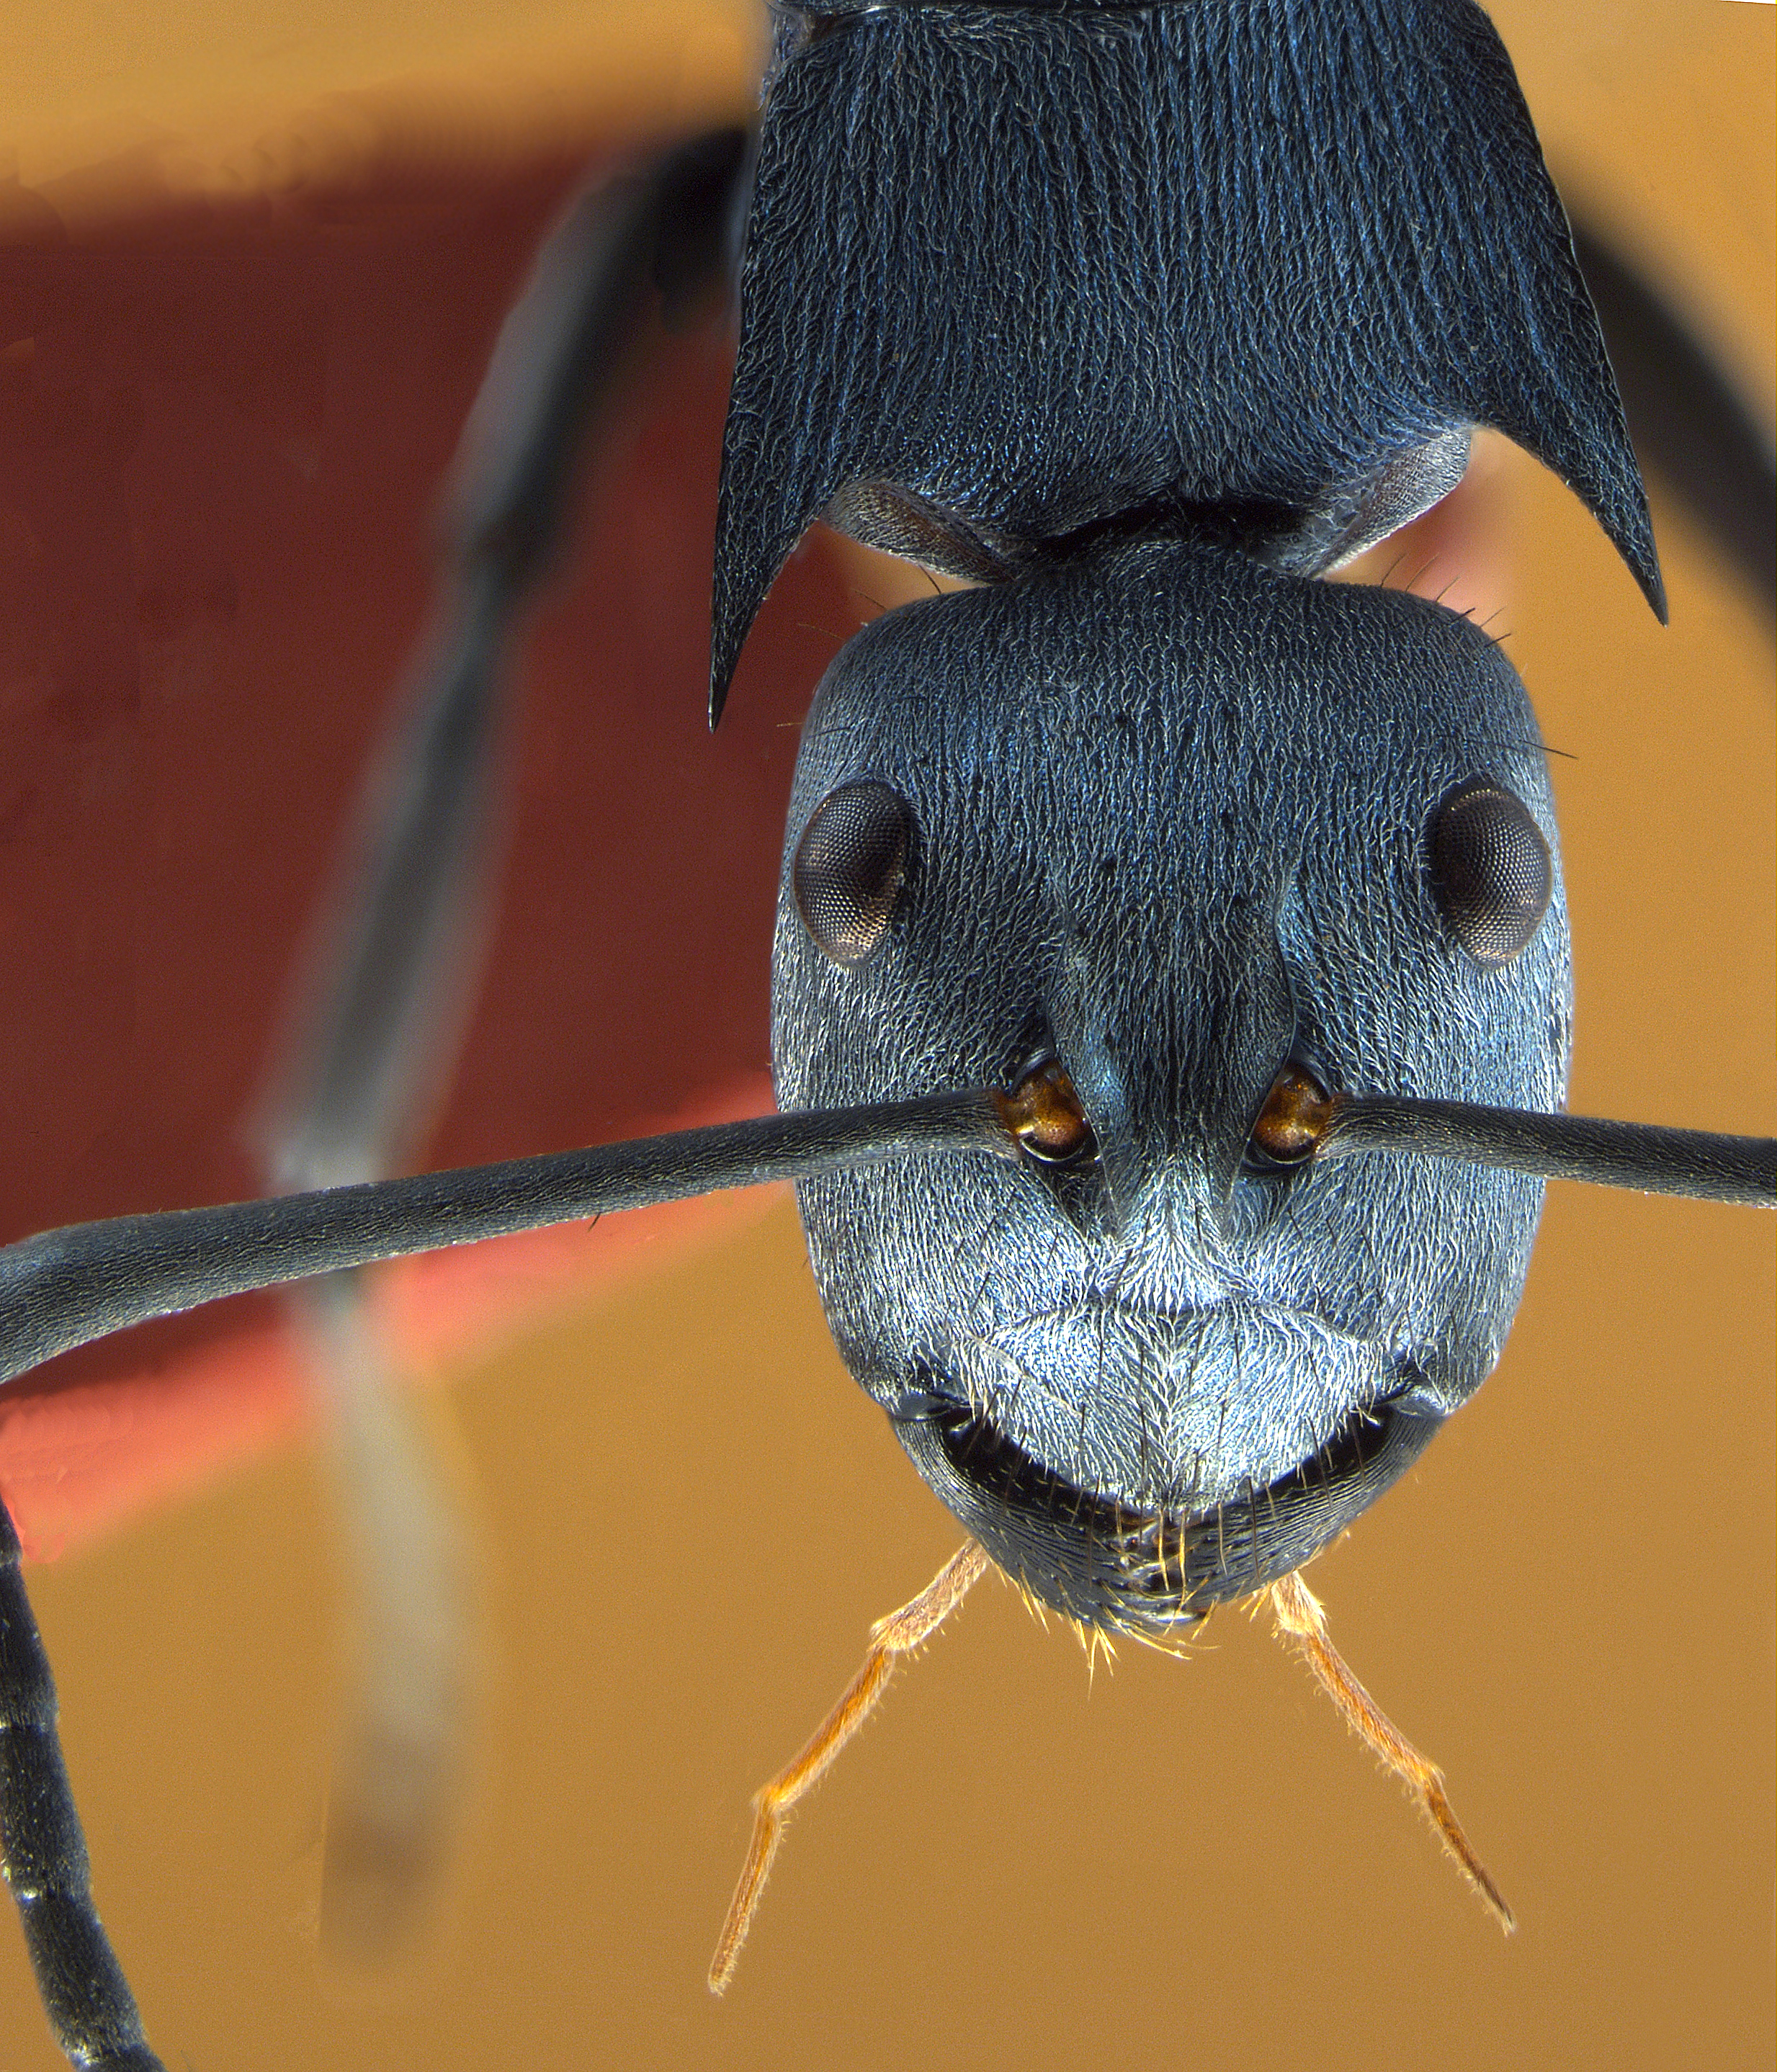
<box><xmin>1572</xmin><ymin>216</ymin><xmax>1775</xmax><ymax>624</ymax></box>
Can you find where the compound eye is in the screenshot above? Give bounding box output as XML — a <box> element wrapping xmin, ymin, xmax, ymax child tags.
<box><xmin>792</xmin><ymin>781</ymin><xmax>914</xmax><ymax>967</ymax></box>
<box><xmin>1425</xmin><ymin>780</ymin><xmax>1553</xmax><ymax>966</ymax></box>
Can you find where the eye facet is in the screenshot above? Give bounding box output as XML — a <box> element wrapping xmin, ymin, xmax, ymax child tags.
<box><xmin>792</xmin><ymin>781</ymin><xmax>914</xmax><ymax>967</ymax></box>
<box><xmin>1425</xmin><ymin>780</ymin><xmax>1553</xmax><ymax>967</ymax></box>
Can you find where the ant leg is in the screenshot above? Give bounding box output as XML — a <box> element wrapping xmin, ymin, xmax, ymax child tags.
<box><xmin>1569</xmin><ymin>217</ymin><xmax>1776</xmax><ymax>621</ymax></box>
<box><xmin>260</xmin><ymin>123</ymin><xmax>755</xmax><ymax>1195</ymax></box>
<box><xmin>1268</xmin><ymin>1569</ymin><xmax>1514</xmax><ymax>1932</ymax></box>
<box><xmin>251</xmin><ymin>127</ymin><xmax>756</xmax><ymax>1967</ymax></box>
<box><xmin>0</xmin><ymin>1499</ymin><xmax>165</xmax><ymax>2071</ymax></box>
<box><xmin>290</xmin><ymin>1268</ymin><xmax>482</xmax><ymax>1970</ymax></box>
<box><xmin>709</xmin><ymin>1540</ymin><xmax>990</xmax><ymax>1994</ymax></box>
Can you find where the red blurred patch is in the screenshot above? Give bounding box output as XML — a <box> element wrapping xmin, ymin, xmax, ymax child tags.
<box><xmin>0</xmin><ymin>151</ymin><xmax>866</xmax><ymax>1556</ymax></box>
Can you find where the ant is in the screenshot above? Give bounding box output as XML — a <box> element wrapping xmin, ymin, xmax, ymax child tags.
<box><xmin>0</xmin><ymin>3</ymin><xmax>1770</xmax><ymax>2067</ymax></box>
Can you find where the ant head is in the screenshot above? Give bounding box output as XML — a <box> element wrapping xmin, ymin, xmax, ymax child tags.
<box><xmin>772</xmin><ymin>532</ymin><xmax>1570</xmax><ymax>1629</ymax></box>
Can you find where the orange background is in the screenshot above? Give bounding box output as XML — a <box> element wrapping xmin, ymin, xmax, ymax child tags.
<box><xmin>0</xmin><ymin>4</ymin><xmax>1771</xmax><ymax>2070</ymax></box>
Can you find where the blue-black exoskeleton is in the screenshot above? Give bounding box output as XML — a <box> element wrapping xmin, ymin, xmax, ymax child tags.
<box><xmin>1</xmin><ymin>0</ymin><xmax>1771</xmax><ymax>2063</ymax></box>
<box><xmin>775</xmin><ymin>532</ymin><xmax>1568</xmax><ymax>1628</ymax></box>
<box><xmin>742</xmin><ymin>0</ymin><xmax>1643</xmax><ymax>1626</ymax></box>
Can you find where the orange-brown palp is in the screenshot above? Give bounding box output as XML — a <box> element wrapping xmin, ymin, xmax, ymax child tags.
<box><xmin>709</xmin><ymin>1539</ymin><xmax>991</xmax><ymax>1993</ymax></box>
<box><xmin>1269</xmin><ymin>1568</ymin><xmax>1514</xmax><ymax>1932</ymax></box>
